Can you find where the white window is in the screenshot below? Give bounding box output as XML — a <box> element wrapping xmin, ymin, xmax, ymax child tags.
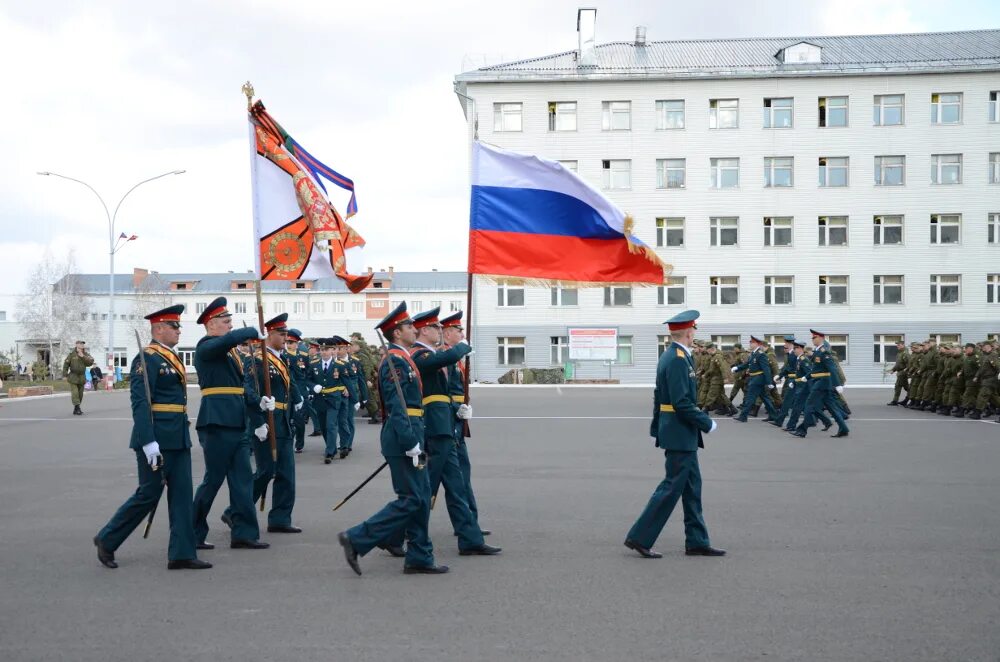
<box><xmin>875</xmin><ymin>156</ymin><xmax>905</xmax><ymax>186</ymax></box>
<box><xmin>709</xmin><ymin>98</ymin><xmax>739</xmax><ymax>129</ymax></box>
<box><xmin>602</xmin><ymin>101</ymin><xmax>631</xmax><ymax>131</ymax></box>
<box><xmin>548</xmin><ymin>102</ymin><xmax>577</xmax><ymax>131</ymax></box>
<box><xmin>293</xmin><ymin>301</ymin><xmax>305</xmax><ymax>314</ymax></box>
<box><xmin>711</xmin><ymin>335</ymin><xmax>740</xmax><ymax>352</ymax></box>
<box><xmin>450</xmin><ymin>301</ymin><xmax>462</xmax><ymax>312</ymax></box>
<box><xmin>930</xmin><ymin>214</ymin><xmax>961</xmax><ymax>245</ymax></box>
<box><xmin>410</xmin><ymin>301</ymin><xmax>424</xmax><ymax>312</ymax></box>
<box><xmin>819</xmin><ymin>275</ymin><xmax>849</xmax><ymax>305</ymax></box>
<box><xmin>763</xmin><ymin>97</ymin><xmax>793</xmax><ymax>128</ymax></box>
<box><xmin>550</xmin><ymin>336</ymin><xmax>570</xmax><ymax>364</ymax></box>
<box><xmin>601</xmin><ymin>160</ymin><xmax>631</xmax><ymax>190</ymax></box>
<box><xmin>656</xmin><ymin>159</ymin><xmax>686</xmax><ymax>189</ymax></box>
<box><xmin>91</xmin><ymin>313</ymin><xmax>97</xmax><ymax>321</ymax></box>
<box><xmin>931</xmin><ymin>93</ymin><xmax>962</xmax><ymax>124</ymax></box>
<box><xmin>111</xmin><ymin>348</ymin><xmax>128</xmax><ymax>368</ymax></box>
<box><xmin>990</xmin><ymin>213</ymin><xmax>1000</xmax><ymax>245</ymax></box>
<box><xmin>558</xmin><ymin>160</ymin><xmax>578</xmax><ymax>173</ymax></box>
<box><xmin>874</xmin><ymin>215</ymin><xmax>904</xmax><ymax>245</ymax></box>
<box><xmin>991</xmin><ymin>91</ymin><xmax>1000</xmax><ymax>123</ymax></box>
<box><xmin>550</xmin><ymin>286</ymin><xmax>578</xmax><ymax>306</ymax></box>
<box><xmin>988</xmin><ymin>274</ymin><xmax>1000</xmax><ymax>304</ymax></box>
<box><xmin>764</xmin><ymin>157</ymin><xmax>794</xmax><ymax>187</ymax></box>
<box><xmin>657</xmin><ymin>335</ymin><xmax>670</xmax><ymax>357</ymax></box>
<box><xmin>616</xmin><ymin>335</ymin><xmax>634</xmax><ymax>365</ymax></box>
<box><xmin>655</xmin><ymin>100</ymin><xmax>685</xmax><ymax>129</ymax></box>
<box><xmin>874</xmin><ymin>335</ymin><xmax>904</xmax><ymax>364</ymax></box>
<box><xmin>874</xmin><ymin>275</ymin><xmax>904</xmax><ymax>305</ymax></box>
<box><xmin>874</xmin><ymin>94</ymin><xmax>904</xmax><ymax>126</ymax></box>
<box><xmin>497</xmin><ymin>280</ymin><xmax>524</xmax><ymax>307</ymax></box>
<box><xmin>930</xmin><ymin>274</ymin><xmax>961</xmax><ymax>304</ymax></box>
<box><xmin>990</xmin><ymin>153</ymin><xmax>1000</xmax><ymax>184</ymax></box>
<box><xmin>766</xmin><ymin>334</ymin><xmax>792</xmax><ymax>364</ymax></box>
<box><xmin>818</xmin><ymin>157</ymin><xmax>849</xmax><ymax>187</ymax></box>
<box><xmin>710</xmin><ymin>217</ymin><xmax>739</xmax><ymax>246</ymax></box>
<box><xmin>497</xmin><ymin>336</ymin><xmax>525</xmax><ymax>365</ymax></box>
<box><xmin>764</xmin><ymin>276</ymin><xmax>794</xmax><ymax>305</ymax></box>
<box><xmin>331</xmin><ymin>302</ymin><xmax>344</xmax><ymax>313</ymax></box>
<box><xmin>234</xmin><ymin>302</ymin><xmax>247</xmax><ymax>314</ymax></box>
<box><xmin>369</xmin><ymin>300</ymin><xmax>385</xmax><ymax>309</ymax></box>
<box><xmin>273</xmin><ymin>302</ymin><xmax>285</xmax><ymax>313</ymax></box>
<box><xmin>710</xmin><ymin>276</ymin><xmax>739</xmax><ymax>305</ymax></box>
<box><xmin>818</xmin><ymin>216</ymin><xmax>849</xmax><ymax>246</ymax></box>
<box><xmin>828</xmin><ymin>335</ymin><xmax>849</xmax><ymax>364</ymax></box>
<box><xmin>657</xmin><ymin>277</ymin><xmax>686</xmax><ymax>306</ymax></box>
<box><xmin>763</xmin><ymin>217</ymin><xmax>793</xmax><ymax>246</ymax></box>
<box><xmin>710</xmin><ymin>158</ymin><xmax>740</xmax><ymax>188</ymax></box>
<box><xmin>819</xmin><ymin>96</ymin><xmax>848</xmax><ymax>127</ymax></box>
<box><xmin>603</xmin><ymin>286</ymin><xmax>632</xmax><ymax>307</ymax></box>
<box><xmin>493</xmin><ymin>103</ymin><xmax>522</xmax><ymax>132</ymax></box>
<box><xmin>195</xmin><ymin>302</ymin><xmax>207</xmax><ymax>313</ymax></box>
<box><xmin>178</xmin><ymin>348</ymin><xmax>195</xmax><ymax>368</ymax></box>
<box><xmin>100</xmin><ymin>313</ymin><xmax>107</xmax><ymax>321</ymax></box>
<box><xmin>351</xmin><ymin>301</ymin><xmax>363</xmax><ymax>313</ymax></box>
<box><xmin>931</xmin><ymin>154</ymin><xmax>962</xmax><ymax>185</ymax></box>
<box><xmin>656</xmin><ymin>218</ymin><xmax>684</xmax><ymax>247</ymax></box>
<box><xmin>430</xmin><ymin>300</ymin><xmax>442</xmax><ymax>309</ymax></box>
<box><xmin>313</xmin><ymin>301</ymin><xmax>325</xmax><ymax>314</ymax></box>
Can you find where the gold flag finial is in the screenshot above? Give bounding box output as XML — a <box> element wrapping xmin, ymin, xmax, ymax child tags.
<box><xmin>241</xmin><ymin>81</ymin><xmax>255</xmax><ymax>111</ymax></box>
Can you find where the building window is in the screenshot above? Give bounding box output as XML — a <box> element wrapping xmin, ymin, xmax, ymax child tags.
<box><xmin>988</xmin><ymin>274</ymin><xmax>1000</xmax><ymax>304</ymax></box>
<box><xmin>990</xmin><ymin>213</ymin><xmax>1000</xmax><ymax>245</ymax></box>
<box><xmin>497</xmin><ymin>337</ymin><xmax>526</xmax><ymax>366</ymax></box>
<box><xmin>819</xmin><ymin>96</ymin><xmax>848</xmax><ymax>127</ymax></box>
<box><xmin>497</xmin><ymin>280</ymin><xmax>524</xmax><ymax>307</ymax></box>
<box><xmin>874</xmin><ymin>335</ymin><xmax>904</xmax><ymax>364</ymax></box>
<box><xmin>655</xmin><ymin>100</ymin><xmax>685</xmax><ymax>129</ymax></box>
<box><xmin>764</xmin><ymin>276</ymin><xmax>794</xmax><ymax>305</ymax></box>
<box><xmin>710</xmin><ymin>158</ymin><xmax>740</xmax><ymax>189</ymax></box>
<box><xmin>710</xmin><ymin>276</ymin><xmax>739</xmax><ymax>305</ymax></box>
<box><xmin>763</xmin><ymin>217</ymin><xmax>793</xmax><ymax>247</ymax></box>
<box><xmin>369</xmin><ymin>300</ymin><xmax>385</xmax><ymax>309</ymax></box>
<box><xmin>550</xmin><ymin>286</ymin><xmax>578</xmax><ymax>306</ymax></box>
<box><xmin>548</xmin><ymin>102</ymin><xmax>577</xmax><ymax>131</ymax></box>
<box><xmin>234</xmin><ymin>302</ymin><xmax>247</xmax><ymax>314</ymax></box>
<box><xmin>178</xmin><ymin>348</ymin><xmax>195</xmax><ymax>368</ymax></box>
<box><xmin>656</xmin><ymin>159</ymin><xmax>686</xmax><ymax>189</ymax></box>
<box><xmin>293</xmin><ymin>301</ymin><xmax>305</xmax><ymax>314</ymax></box>
<box><xmin>616</xmin><ymin>336</ymin><xmax>634</xmax><ymax>365</ymax></box>
<box><xmin>450</xmin><ymin>301</ymin><xmax>462</xmax><ymax>312</ymax></box>
<box><xmin>991</xmin><ymin>91</ymin><xmax>1000</xmax><ymax>123</ymax></box>
<box><xmin>273</xmin><ymin>302</ymin><xmax>285</xmax><ymax>313</ymax></box>
<box><xmin>930</xmin><ymin>274</ymin><xmax>961</xmax><ymax>304</ymax></box>
<box><xmin>195</xmin><ymin>302</ymin><xmax>207</xmax><ymax>313</ymax></box>
<box><xmin>931</xmin><ymin>154</ymin><xmax>962</xmax><ymax>185</ymax></box>
<box><xmin>765</xmin><ymin>335</ymin><xmax>791</xmax><ymax>364</ymax></box>
<box><xmin>603</xmin><ymin>286</ymin><xmax>632</xmax><ymax>307</ymax></box>
<box><xmin>410</xmin><ymin>301</ymin><xmax>424</xmax><ymax>312</ymax></box>
<box><xmin>91</xmin><ymin>313</ymin><xmax>98</xmax><ymax>321</ymax></box>
<box><xmin>764</xmin><ymin>157</ymin><xmax>794</xmax><ymax>187</ymax></box>
<box><xmin>351</xmin><ymin>301</ymin><xmax>363</xmax><ymax>313</ymax></box>
<box><xmin>657</xmin><ymin>277</ymin><xmax>686</xmax><ymax>306</ymax></box>
<box><xmin>601</xmin><ymin>160</ymin><xmax>631</xmax><ymax>190</ymax></box>
<box><xmin>550</xmin><ymin>336</ymin><xmax>569</xmax><ymax>365</ymax></box>
<box><xmin>819</xmin><ymin>275</ymin><xmax>849</xmax><ymax>305</ymax></box>
<box><xmin>874</xmin><ymin>215</ymin><xmax>904</xmax><ymax>245</ymax></box>
<box><xmin>709</xmin><ymin>98</ymin><xmax>739</xmax><ymax>129</ymax></box>
<box><xmin>932</xmin><ymin>333</ymin><xmax>963</xmax><ymax>346</ymax></box>
<box><xmin>874</xmin><ymin>275</ymin><xmax>904</xmax><ymax>305</ymax></box>
<box><xmin>875</xmin><ymin>156</ymin><xmax>905</xmax><ymax>186</ymax></box>
<box><xmin>430</xmin><ymin>300</ymin><xmax>442</xmax><ymax>309</ymax></box>
<box><xmin>331</xmin><ymin>302</ymin><xmax>344</xmax><ymax>313</ymax></box>
<box><xmin>657</xmin><ymin>335</ymin><xmax>670</xmax><ymax>357</ymax></box>
<box><xmin>763</xmin><ymin>97</ymin><xmax>793</xmax><ymax>128</ymax></box>
<box><xmin>711</xmin><ymin>335</ymin><xmax>740</xmax><ymax>352</ymax></box>
<box><xmin>818</xmin><ymin>157</ymin><xmax>849</xmax><ymax>187</ymax></box>
<box><xmin>818</xmin><ymin>216</ymin><xmax>849</xmax><ymax>246</ymax></box>
<box><xmin>601</xmin><ymin>101</ymin><xmax>631</xmax><ymax>131</ymax></box>
<box><xmin>313</xmin><ymin>301</ymin><xmax>325</xmax><ymax>314</ymax></box>
<box><xmin>710</xmin><ymin>217</ymin><xmax>739</xmax><ymax>246</ymax></box>
<box><xmin>656</xmin><ymin>218</ymin><xmax>685</xmax><ymax>247</ymax></box>
<box><xmin>828</xmin><ymin>335</ymin><xmax>849</xmax><ymax>364</ymax></box>
<box><xmin>931</xmin><ymin>93</ymin><xmax>962</xmax><ymax>124</ymax></box>
<box><xmin>930</xmin><ymin>214</ymin><xmax>961</xmax><ymax>245</ymax></box>
<box><xmin>558</xmin><ymin>160</ymin><xmax>578</xmax><ymax>173</ymax></box>
<box><xmin>874</xmin><ymin>94</ymin><xmax>904</xmax><ymax>126</ymax></box>
<box><xmin>493</xmin><ymin>103</ymin><xmax>522</xmax><ymax>132</ymax></box>
<box><xmin>990</xmin><ymin>153</ymin><xmax>1000</xmax><ymax>184</ymax></box>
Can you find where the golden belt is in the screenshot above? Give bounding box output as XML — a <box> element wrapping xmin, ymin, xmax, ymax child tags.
<box><xmin>151</xmin><ymin>403</ymin><xmax>186</xmax><ymax>413</ymax></box>
<box><xmin>201</xmin><ymin>387</ymin><xmax>244</xmax><ymax>396</ymax></box>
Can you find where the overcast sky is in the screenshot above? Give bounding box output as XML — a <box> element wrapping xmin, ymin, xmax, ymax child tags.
<box><xmin>2</xmin><ymin>0</ymin><xmax>996</xmax><ymax>293</ymax></box>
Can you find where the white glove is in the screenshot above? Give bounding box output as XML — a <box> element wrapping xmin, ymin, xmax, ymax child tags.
<box><xmin>835</xmin><ymin>385</ymin><xmax>844</xmax><ymax>394</ymax></box>
<box><xmin>354</xmin><ymin>402</ymin><xmax>360</xmax><ymax>411</ymax></box>
<box><xmin>405</xmin><ymin>443</ymin><xmax>422</xmax><ymax>468</ymax></box>
<box><xmin>142</xmin><ymin>441</ymin><xmax>162</xmax><ymax>470</ymax></box>
<box><xmin>788</xmin><ymin>382</ymin><xmax>794</xmax><ymax>390</ymax></box>
<box><xmin>254</xmin><ymin>423</ymin><xmax>269</xmax><ymax>441</ymax></box>
<box><xmin>294</xmin><ymin>399</ymin><xmax>304</xmax><ymax>412</ymax></box>
<box><xmin>707</xmin><ymin>420</ymin><xmax>718</xmax><ymax>434</ymax></box>
<box><xmin>730</xmin><ymin>366</ymin><xmax>739</xmax><ymax>373</ymax></box>
<box><xmin>257</xmin><ymin>329</ymin><xmax>267</xmax><ymax>340</ymax></box>
<box><xmin>774</xmin><ymin>375</ymin><xmax>781</xmax><ymax>383</ymax></box>
<box><xmin>259</xmin><ymin>395</ymin><xmax>276</xmax><ymax>411</ymax></box>
<box><xmin>649</xmin><ymin>436</ymin><xmax>657</xmax><ymax>444</ymax></box>
<box><xmin>456</xmin><ymin>404</ymin><xmax>472</xmax><ymax>420</ymax></box>
<box><xmin>767</xmin><ymin>384</ymin><xmax>775</xmax><ymax>390</ymax></box>
<box><xmin>313</xmin><ymin>384</ymin><xmax>322</xmax><ymax>394</ymax></box>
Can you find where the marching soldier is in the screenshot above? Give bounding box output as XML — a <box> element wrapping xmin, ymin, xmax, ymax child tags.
<box><xmin>338</xmin><ymin>302</ymin><xmax>447</xmax><ymax>575</ymax></box>
<box><xmin>334</xmin><ymin>336</ymin><xmax>362</xmax><ymax>459</ymax></box>
<box><xmin>351</xmin><ymin>333</ymin><xmax>381</xmax><ymax>424</ymax></box>
<box><xmin>768</xmin><ymin>336</ymin><xmax>799</xmax><ymax>426</ymax></box>
<box><xmin>348</xmin><ymin>337</ymin><xmax>372</xmax><ymax>426</ymax></box>
<box><xmin>63</xmin><ymin>340</ymin><xmax>95</xmax><ymax>415</ymax></box>
<box><xmin>94</xmin><ymin>305</ymin><xmax>210</xmax><ymax>570</ymax></box>
<box><xmin>730</xmin><ymin>336</ymin><xmax>778</xmax><ymax>423</ymax></box>
<box><xmin>307</xmin><ymin>338</ymin><xmax>348</xmax><ymax>464</ymax></box>
<box><xmin>702</xmin><ymin>343</ymin><xmax>736</xmax><ymax>415</ymax></box>
<box><xmin>775</xmin><ymin>340</ymin><xmax>810</xmax><ymax>432</ymax></box>
<box><xmin>305</xmin><ymin>340</ymin><xmax>324</xmax><ymax>437</ymax></box>
<box><xmin>728</xmin><ymin>343</ymin><xmax>749</xmax><ymax>407</ymax></box>
<box><xmin>917</xmin><ymin>339</ymin><xmax>940</xmax><ymax>411</ymax></box>
<box><xmin>970</xmin><ymin>340</ymin><xmax>999</xmax><ymax>420</ymax></box>
<box><xmin>625</xmin><ymin>309</ymin><xmax>724</xmax><ymax>559</ymax></box>
<box><xmin>902</xmin><ymin>343</ymin><xmax>924</xmax><ymax>408</ymax></box>
<box><xmin>938</xmin><ymin>344</ymin><xmax>961</xmax><ymax>415</ymax></box>
<box><xmin>887</xmin><ymin>340</ymin><xmax>909</xmax><ymax>406</ymax></box>
<box><xmin>792</xmin><ymin>330</ymin><xmax>849</xmax><ymax>438</ymax></box>
<box><xmin>285</xmin><ymin>329</ymin><xmax>310</xmax><ymax>453</ymax></box>
<box><xmin>956</xmin><ymin>343</ymin><xmax>981</xmax><ymax>418</ymax></box>
<box><xmin>191</xmin><ymin>297</ymin><xmax>269</xmax><ymax>550</ymax></box>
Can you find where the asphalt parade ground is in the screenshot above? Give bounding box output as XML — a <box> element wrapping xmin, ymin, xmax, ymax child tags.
<box><xmin>0</xmin><ymin>387</ymin><xmax>997</xmax><ymax>661</ymax></box>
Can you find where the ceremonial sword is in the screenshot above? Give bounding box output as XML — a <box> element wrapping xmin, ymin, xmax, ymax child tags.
<box><xmin>134</xmin><ymin>329</ymin><xmax>166</xmax><ymax>539</ymax></box>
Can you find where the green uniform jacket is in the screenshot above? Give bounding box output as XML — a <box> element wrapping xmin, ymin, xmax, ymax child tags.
<box><xmin>975</xmin><ymin>351</ymin><xmax>999</xmax><ymax>385</ymax></box>
<box><xmin>194</xmin><ymin>327</ymin><xmax>260</xmax><ymax>430</ymax></box>
<box><xmin>129</xmin><ymin>342</ymin><xmax>190</xmax><ymax>451</ymax></box>
<box><xmin>651</xmin><ymin>342</ymin><xmax>713</xmax><ymax>451</ymax></box>
<box><xmin>378</xmin><ymin>344</ymin><xmax>425</xmax><ymax>457</ymax></box>
<box><xmin>245</xmin><ymin>349</ymin><xmax>297</xmax><ymax>439</ymax></box>
<box><xmin>892</xmin><ymin>350</ymin><xmax>909</xmax><ymax>377</ymax></box>
<box><xmin>63</xmin><ymin>351</ymin><xmax>95</xmax><ymax>385</ymax></box>
<box><xmin>409</xmin><ymin>342</ymin><xmax>472</xmax><ymax>439</ymax></box>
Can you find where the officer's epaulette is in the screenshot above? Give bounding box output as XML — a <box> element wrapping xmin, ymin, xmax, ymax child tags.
<box><xmin>676</xmin><ymin>348</ymin><xmax>686</xmax><ymax>358</ymax></box>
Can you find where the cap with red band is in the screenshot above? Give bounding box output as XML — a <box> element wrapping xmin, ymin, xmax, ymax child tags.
<box><xmin>810</xmin><ymin>329</ymin><xmax>825</xmax><ymax>338</ymax></box>
<box><xmin>145</xmin><ymin>304</ymin><xmax>184</xmax><ymax>324</ymax></box>
<box><xmin>197</xmin><ymin>296</ymin><xmax>233</xmax><ymax>325</ymax></box>
<box><xmin>375</xmin><ymin>301</ymin><xmax>412</xmax><ymax>335</ymax></box>
<box><xmin>663</xmin><ymin>309</ymin><xmax>700</xmax><ymax>331</ymax></box>
<box><xmin>264</xmin><ymin>313</ymin><xmax>288</xmax><ymax>332</ymax></box>
<box><xmin>440</xmin><ymin>311</ymin><xmax>463</xmax><ymax>328</ymax></box>
<box><xmin>411</xmin><ymin>307</ymin><xmax>441</xmax><ymax>330</ymax></box>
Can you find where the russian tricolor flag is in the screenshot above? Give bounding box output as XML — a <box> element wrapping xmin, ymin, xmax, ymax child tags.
<box><xmin>468</xmin><ymin>142</ymin><xmax>667</xmax><ymax>285</ymax></box>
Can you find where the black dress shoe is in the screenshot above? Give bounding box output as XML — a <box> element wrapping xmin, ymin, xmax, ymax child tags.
<box><xmin>267</xmin><ymin>525</ymin><xmax>302</xmax><ymax>533</ymax></box>
<box><xmin>822</xmin><ymin>422</ymin><xmax>833</xmax><ymax>431</ymax></box>
<box><xmin>790</xmin><ymin>430</ymin><xmax>807</xmax><ymax>438</ymax></box>
<box><xmin>230</xmin><ymin>539</ymin><xmax>270</xmax><ymax>549</ymax></box>
<box><xmin>887</xmin><ymin>401</ymin><xmax>899</xmax><ymax>406</ymax></box>
<box><xmin>167</xmin><ymin>558</ymin><xmax>212</xmax><ymax>570</ymax></box>
<box><xmin>294</xmin><ymin>448</ymin><xmax>303</xmax><ymax>454</ymax></box>
<box><xmin>338</xmin><ymin>532</ymin><xmax>361</xmax><ymax>575</ymax></box>
<box><xmin>339</xmin><ymin>449</ymin><xmax>348</xmax><ymax>459</ymax></box>
<box><xmin>324</xmin><ymin>455</ymin><xmax>332</xmax><ymax>464</ymax></box>
<box><xmin>308</xmin><ymin>430</ymin><xmax>321</xmax><ymax>437</ymax></box>
<box><xmin>459</xmin><ymin>544</ymin><xmax>502</xmax><ymax>556</ymax></box>
<box><xmin>403</xmin><ymin>564</ymin><xmax>449</xmax><ymax>574</ymax></box>
<box><xmin>624</xmin><ymin>539</ymin><xmax>662</xmax><ymax>559</ymax></box>
<box><xmin>93</xmin><ymin>535</ymin><xmax>118</xmax><ymax>569</ymax></box>
<box><xmin>686</xmin><ymin>546</ymin><xmax>726</xmax><ymax>557</ymax></box>
<box><xmin>196</xmin><ymin>542</ymin><xmax>215</xmax><ymax>550</ymax></box>
<box><xmin>831</xmin><ymin>430</ymin><xmax>849</xmax><ymax>438</ymax></box>
<box><xmin>220</xmin><ymin>513</ymin><xmax>233</xmax><ymax>529</ymax></box>
<box><xmin>454</xmin><ymin>529</ymin><xmax>492</xmax><ymax>537</ymax></box>
<box><xmin>378</xmin><ymin>544</ymin><xmax>406</xmax><ymax>558</ymax></box>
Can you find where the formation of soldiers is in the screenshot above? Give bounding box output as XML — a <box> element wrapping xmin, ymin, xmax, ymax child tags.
<box><xmin>886</xmin><ymin>338</ymin><xmax>1000</xmax><ymax>422</ymax></box>
<box><xmin>94</xmin><ymin>297</ymin><xmax>497</xmax><ymax>574</ymax></box>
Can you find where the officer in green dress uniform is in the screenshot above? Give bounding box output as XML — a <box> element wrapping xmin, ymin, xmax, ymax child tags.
<box><xmin>63</xmin><ymin>340</ymin><xmax>95</xmax><ymax>415</ymax></box>
<box><xmin>792</xmin><ymin>330</ymin><xmax>849</xmax><ymax>438</ymax></box>
<box><xmin>730</xmin><ymin>336</ymin><xmax>778</xmax><ymax>422</ymax></box>
<box><xmin>306</xmin><ymin>338</ymin><xmax>347</xmax><ymax>463</ymax></box>
<box><xmin>334</xmin><ymin>336</ymin><xmax>360</xmax><ymax>459</ymax></box>
<box><xmin>94</xmin><ymin>305</ymin><xmax>210</xmax><ymax>570</ymax></box>
<box><xmin>305</xmin><ymin>340</ymin><xmax>324</xmax><ymax>437</ymax></box>
<box><xmin>191</xmin><ymin>297</ymin><xmax>269</xmax><ymax>550</ymax></box>
<box><xmin>284</xmin><ymin>329</ymin><xmax>310</xmax><ymax>454</ymax></box>
<box><xmin>780</xmin><ymin>341</ymin><xmax>812</xmax><ymax>432</ymax></box>
<box><xmin>625</xmin><ymin>310</ymin><xmax>724</xmax><ymax>559</ymax></box>
<box><xmin>768</xmin><ymin>336</ymin><xmax>799</xmax><ymax>427</ymax></box>
<box><xmin>337</xmin><ymin>302</ymin><xmax>446</xmax><ymax>575</ymax></box>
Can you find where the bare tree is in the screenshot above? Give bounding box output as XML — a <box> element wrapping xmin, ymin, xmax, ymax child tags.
<box><xmin>127</xmin><ymin>271</ymin><xmax>171</xmax><ymax>346</ymax></box>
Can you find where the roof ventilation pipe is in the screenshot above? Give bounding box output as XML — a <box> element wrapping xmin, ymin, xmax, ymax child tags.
<box><xmin>635</xmin><ymin>26</ymin><xmax>646</xmax><ymax>46</ymax></box>
<box><xmin>577</xmin><ymin>8</ymin><xmax>597</xmax><ymax>66</ymax></box>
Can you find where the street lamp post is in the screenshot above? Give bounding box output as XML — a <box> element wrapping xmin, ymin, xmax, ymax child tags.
<box><xmin>37</xmin><ymin>170</ymin><xmax>185</xmax><ymax>374</ymax></box>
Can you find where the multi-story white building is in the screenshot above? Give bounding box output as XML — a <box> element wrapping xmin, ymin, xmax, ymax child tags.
<box><xmin>454</xmin><ymin>10</ymin><xmax>1000</xmax><ymax>384</ymax></box>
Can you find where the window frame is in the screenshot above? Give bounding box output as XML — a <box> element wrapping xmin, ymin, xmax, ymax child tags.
<box><xmin>987</xmin><ymin>274</ymin><xmax>1000</xmax><ymax>305</ymax></box>
<box><xmin>710</xmin><ymin>157</ymin><xmax>740</xmax><ymax>189</ymax></box>
<box><xmin>616</xmin><ymin>335</ymin><xmax>634</xmax><ymax>365</ymax></box>
<box><xmin>818</xmin><ymin>275</ymin><xmax>850</xmax><ymax>305</ymax></box>
<box><xmin>874</xmin><ymin>334</ymin><xmax>904</xmax><ymax>364</ymax></box>
<box><xmin>929</xmin><ymin>274</ymin><xmax>961</xmax><ymax>305</ymax></box>
<box><xmin>603</xmin><ymin>286</ymin><xmax>633</xmax><ymax>307</ymax></box>
<box><xmin>764</xmin><ymin>275</ymin><xmax>794</xmax><ymax>306</ymax></box>
<box><xmin>989</xmin><ymin>213</ymin><xmax>1000</xmax><ymax>245</ymax></box>
<box><xmin>930</xmin><ymin>214</ymin><xmax>961</xmax><ymax>245</ymax></box>
<box><xmin>550</xmin><ymin>336</ymin><xmax>570</xmax><ymax>365</ymax></box>
<box><xmin>550</xmin><ymin>285</ymin><xmax>579</xmax><ymax>307</ymax></box>
<box><xmin>710</xmin><ymin>216</ymin><xmax>739</xmax><ymax>247</ymax></box>
<box><xmin>763</xmin><ymin>216</ymin><xmax>793</xmax><ymax>247</ymax></box>
<box><xmin>601</xmin><ymin>159</ymin><xmax>631</xmax><ymax>190</ymax></box>
<box><xmin>827</xmin><ymin>335</ymin><xmax>849</xmax><ymax>365</ymax></box>
<box><xmin>497</xmin><ymin>280</ymin><xmax>525</xmax><ymax>308</ymax></box>
<box><xmin>764</xmin><ymin>157</ymin><xmax>794</xmax><ymax>188</ymax></box>
<box><xmin>655</xmin><ymin>217</ymin><xmax>685</xmax><ymax>248</ymax></box>
<box><xmin>875</xmin><ymin>155</ymin><xmax>906</xmax><ymax>186</ymax></box>
<box><xmin>989</xmin><ymin>153</ymin><xmax>1000</xmax><ymax>184</ymax></box>
<box><xmin>547</xmin><ymin>101</ymin><xmax>577</xmax><ymax>132</ymax></box>
<box><xmin>656</xmin><ymin>158</ymin><xmax>686</xmax><ymax>189</ymax></box>
<box><xmin>710</xmin><ymin>276</ymin><xmax>740</xmax><ymax>305</ymax></box>
<box><xmin>709</xmin><ymin>98</ymin><xmax>739</xmax><ymax>129</ymax></box>
<box><xmin>657</xmin><ymin>277</ymin><xmax>687</xmax><ymax>306</ymax></box>
<box><xmin>763</xmin><ymin>97</ymin><xmax>794</xmax><ymax>128</ymax></box>
<box><xmin>818</xmin><ymin>157</ymin><xmax>849</xmax><ymax>187</ymax></box>
<box><xmin>873</xmin><ymin>215</ymin><xmax>904</xmax><ymax>246</ymax></box>
<box><xmin>655</xmin><ymin>99</ymin><xmax>685</xmax><ymax>130</ymax></box>
<box><xmin>492</xmin><ymin>102</ymin><xmax>523</xmax><ymax>132</ymax></box>
<box><xmin>818</xmin><ymin>96</ymin><xmax>848</xmax><ymax>127</ymax></box>
<box><xmin>818</xmin><ymin>216</ymin><xmax>849</xmax><ymax>247</ymax></box>
<box><xmin>874</xmin><ymin>275</ymin><xmax>904</xmax><ymax>305</ymax></box>
<box><xmin>497</xmin><ymin>336</ymin><xmax>526</xmax><ymax>366</ymax></box>
<box><xmin>874</xmin><ymin>94</ymin><xmax>905</xmax><ymax>126</ymax></box>
<box><xmin>930</xmin><ymin>92</ymin><xmax>962</xmax><ymax>125</ymax></box>
<box><xmin>601</xmin><ymin>100</ymin><xmax>631</xmax><ymax>131</ymax></box>
<box><xmin>931</xmin><ymin>153</ymin><xmax>963</xmax><ymax>185</ymax></box>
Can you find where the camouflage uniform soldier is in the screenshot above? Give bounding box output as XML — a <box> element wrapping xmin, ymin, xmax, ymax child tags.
<box><xmin>350</xmin><ymin>333</ymin><xmax>380</xmax><ymax>424</ymax></box>
<box><xmin>956</xmin><ymin>343</ymin><xmax>981</xmax><ymax>418</ymax></box>
<box><xmin>917</xmin><ymin>340</ymin><xmax>940</xmax><ymax>411</ymax></box>
<box><xmin>903</xmin><ymin>343</ymin><xmax>925</xmax><ymax>408</ymax></box>
<box><xmin>937</xmin><ymin>345</ymin><xmax>960</xmax><ymax>415</ymax></box>
<box><xmin>703</xmin><ymin>343</ymin><xmax>736</xmax><ymax>415</ymax></box>
<box><xmin>694</xmin><ymin>342</ymin><xmax>710</xmax><ymax>409</ymax></box>
<box><xmin>970</xmin><ymin>340</ymin><xmax>999</xmax><ymax>420</ymax></box>
<box><xmin>728</xmin><ymin>343</ymin><xmax>749</xmax><ymax>407</ymax></box>
<box><xmin>887</xmin><ymin>340</ymin><xmax>909</xmax><ymax>406</ymax></box>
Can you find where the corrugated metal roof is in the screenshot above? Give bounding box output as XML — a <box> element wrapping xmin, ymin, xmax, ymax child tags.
<box><xmin>456</xmin><ymin>30</ymin><xmax>1000</xmax><ymax>81</ymax></box>
<box><xmin>56</xmin><ymin>271</ymin><xmax>467</xmax><ymax>295</ymax></box>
